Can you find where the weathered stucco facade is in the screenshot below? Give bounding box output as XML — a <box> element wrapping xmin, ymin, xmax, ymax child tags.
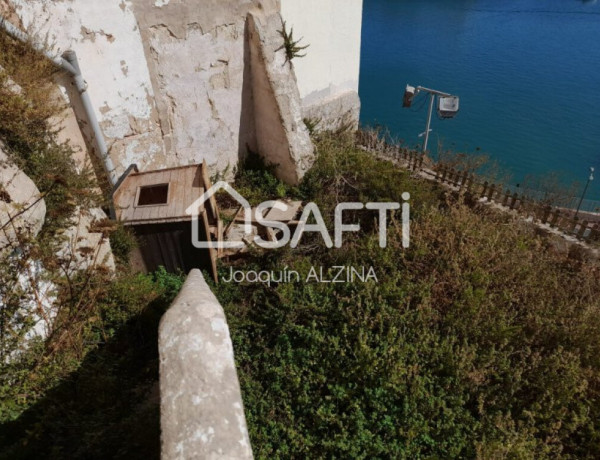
<box><xmin>3</xmin><ymin>0</ymin><xmax>363</xmax><ymax>184</ymax></box>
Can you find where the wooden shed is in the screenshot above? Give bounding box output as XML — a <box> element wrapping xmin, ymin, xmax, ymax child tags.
<box><xmin>113</xmin><ymin>162</ymin><xmax>220</xmax><ymax>282</ymax></box>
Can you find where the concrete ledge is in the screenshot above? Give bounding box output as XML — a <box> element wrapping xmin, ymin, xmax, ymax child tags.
<box><xmin>303</xmin><ymin>90</ymin><xmax>361</xmax><ymax>133</ymax></box>
<box><xmin>159</xmin><ymin>269</ymin><xmax>253</xmax><ymax>459</ymax></box>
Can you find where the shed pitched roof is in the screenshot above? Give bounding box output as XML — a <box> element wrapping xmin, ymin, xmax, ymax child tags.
<box><xmin>113</xmin><ymin>162</ymin><xmax>218</xmax><ymax>225</ymax></box>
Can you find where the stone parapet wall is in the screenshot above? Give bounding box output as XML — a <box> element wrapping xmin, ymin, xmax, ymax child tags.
<box><xmin>159</xmin><ymin>269</ymin><xmax>253</xmax><ymax>459</ymax></box>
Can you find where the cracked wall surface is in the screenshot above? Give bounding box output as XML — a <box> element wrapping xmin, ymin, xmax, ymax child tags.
<box><xmin>130</xmin><ymin>0</ymin><xmax>281</xmax><ymax>179</ymax></box>
<box><xmin>9</xmin><ymin>0</ymin><xmax>166</xmax><ymax>178</ymax></box>
<box><xmin>143</xmin><ymin>20</ymin><xmax>250</xmax><ymax>176</ymax></box>
<box><xmin>6</xmin><ymin>0</ymin><xmax>362</xmax><ymax>182</ymax></box>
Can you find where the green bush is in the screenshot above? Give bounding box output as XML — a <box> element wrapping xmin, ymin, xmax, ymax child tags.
<box><xmin>213</xmin><ymin>136</ymin><xmax>600</xmax><ymax>459</ymax></box>
<box><xmin>109</xmin><ymin>224</ymin><xmax>138</xmax><ymax>265</ymax></box>
<box><xmin>234</xmin><ymin>152</ymin><xmax>298</xmax><ymax>206</ymax></box>
<box><xmin>0</xmin><ymin>31</ymin><xmax>101</xmax><ymax>238</ymax></box>
<box><xmin>0</xmin><ymin>268</ymin><xmax>184</xmax><ymax>460</ymax></box>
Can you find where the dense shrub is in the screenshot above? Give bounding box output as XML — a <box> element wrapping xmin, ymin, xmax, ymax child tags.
<box><xmin>214</xmin><ymin>135</ymin><xmax>600</xmax><ymax>459</ymax></box>
<box><xmin>0</xmin><ymin>269</ymin><xmax>184</xmax><ymax>460</ymax></box>
<box><xmin>4</xmin><ymin>25</ymin><xmax>600</xmax><ymax>459</ymax></box>
<box><xmin>234</xmin><ymin>151</ymin><xmax>297</xmax><ymax>205</ymax></box>
<box><xmin>0</xmin><ymin>30</ymin><xmax>100</xmax><ymax>238</ymax></box>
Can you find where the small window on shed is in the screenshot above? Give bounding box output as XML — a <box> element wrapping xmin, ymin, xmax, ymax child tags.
<box><xmin>137</xmin><ymin>183</ymin><xmax>169</xmax><ymax>206</ymax></box>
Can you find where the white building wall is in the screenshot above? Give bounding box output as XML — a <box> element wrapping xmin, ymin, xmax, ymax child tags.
<box><xmin>129</xmin><ymin>0</ymin><xmax>277</xmax><ymax>178</ymax></box>
<box><xmin>280</xmin><ymin>0</ymin><xmax>363</xmax><ymax>129</ymax></box>
<box><xmin>10</xmin><ymin>0</ymin><xmax>166</xmax><ymax>176</ymax></box>
<box><xmin>5</xmin><ymin>0</ymin><xmax>362</xmax><ymax>180</ymax></box>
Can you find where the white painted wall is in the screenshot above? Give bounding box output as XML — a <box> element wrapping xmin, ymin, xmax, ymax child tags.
<box><xmin>280</xmin><ymin>0</ymin><xmax>363</xmax><ymax>106</ymax></box>
<box><xmin>10</xmin><ymin>0</ymin><xmax>166</xmax><ymax>176</ymax></box>
<box><xmin>5</xmin><ymin>0</ymin><xmax>361</xmax><ymax>180</ymax></box>
<box><xmin>136</xmin><ymin>10</ymin><xmax>255</xmax><ymax>177</ymax></box>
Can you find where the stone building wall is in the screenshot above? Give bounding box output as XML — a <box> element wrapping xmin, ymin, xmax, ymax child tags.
<box><xmin>8</xmin><ymin>0</ymin><xmax>166</xmax><ymax>176</ymax></box>
<box><xmin>129</xmin><ymin>0</ymin><xmax>280</xmax><ymax>179</ymax></box>
<box><xmin>4</xmin><ymin>0</ymin><xmax>363</xmax><ymax>183</ymax></box>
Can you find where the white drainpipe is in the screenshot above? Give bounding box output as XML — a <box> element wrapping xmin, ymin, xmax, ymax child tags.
<box><xmin>0</xmin><ymin>17</ymin><xmax>118</xmax><ymax>186</ymax></box>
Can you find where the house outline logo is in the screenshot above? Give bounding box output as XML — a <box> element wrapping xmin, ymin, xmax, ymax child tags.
<box><xmin>185</xmin><ymin>181</ymin><xmax>252</xmax><ymax>249</ymax></box>
<box><xmin>185</xmin><ymin>182</ymin><xmax>410</xmax><ymax>251</ymax></box>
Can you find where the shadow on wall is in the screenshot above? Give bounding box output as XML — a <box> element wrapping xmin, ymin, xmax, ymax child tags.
<box><xmin>53</xmin><ymin>71</ymin><xmax>113</xmax><ymax>194</ymax></box>
<box><xmin>238</xmin><ymin>18</ymin><xmax>258</xmax><ymax>169</ymax></box>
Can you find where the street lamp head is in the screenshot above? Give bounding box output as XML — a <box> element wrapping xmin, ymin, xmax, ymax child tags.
<box><xmin>404</xmin><ymin>83</ymin><xmax>457</xmax><ymax>153</ymax></box>
<box><xmin>403</xmin><ymin>85</ymin><xmax>416</xmax><ymax>108</ymax></box>
<box><xmin>438</xmin><ymin>96</ymin><xmax>460</xmax><ymax>119</ymax></box>
<box><xmin>590</xmin><ymin>166</ymin><xmax>594</xmax><ymax>181</ymax></box>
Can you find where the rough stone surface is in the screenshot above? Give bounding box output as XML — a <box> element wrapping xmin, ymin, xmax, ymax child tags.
<box><xmin>248</xmin><ymin>11</ymin><xmax>314</xmax><ymax>185</ymax></box>
<box><xmin>6</xmin><ymin>0</ymin><xmax>361</xmax><ymax>184</ymax></box>
<box><xmin>57</xmin><ymin>207</ymin><xmax>116</xmax><ymax>274</ymax></box>
<box><xmin>0</xmin><ymin>0</ymin><xmax>19</xmax><ymax>24</ymax></box>
<box><xmin>0</xmin><ymin>146</ymin><xmax>46</xmax><ymax>249</ymax></box>
<box><xmin>129</xmin><ymin>0</ymin><xmax>280</xmax><ymax>180</ymax></box>
<box><xmin>10</xmin><ymin>0</ymin><xmax>166</xmax><ymax>178</ymax></box>
<box><xmin>0</xmin><ymin>146</ymin><xmax>55</xmax><ymax>346</ymax></box>
<box><xmin>159</xmin><ymin>269</ymin><xmax>253</xmax><ymax>460</ymax></box>
<box><xmin>142</xmin><ymin>20</ymin><xmax>252</xmax><ymax>177</ymax></box>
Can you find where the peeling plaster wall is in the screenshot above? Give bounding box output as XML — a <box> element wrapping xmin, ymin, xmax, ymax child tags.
<box><xmin>6</xmin><ymin>0</ymin><xmax>357</xmax><ymax>182</ymax></box>
<box><xmin>280</xmin><ymin>0</ymin><xmax>363</xmax><ymax>130</ymax></box>
<box><xmin>10</xmin><ymin>0</ymin><xmax>166</xmax><ymax>178</ymax></box>
<box><xmin>129</xmin><ymin>0</ymin><xmax>281</xmax><ymax>179</ymax></box>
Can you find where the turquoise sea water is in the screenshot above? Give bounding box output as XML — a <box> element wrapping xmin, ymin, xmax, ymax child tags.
<box><xmin>359</xmin><ymin>0</ymin><xmax>600</xmax><ymax>201</ymax></box>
